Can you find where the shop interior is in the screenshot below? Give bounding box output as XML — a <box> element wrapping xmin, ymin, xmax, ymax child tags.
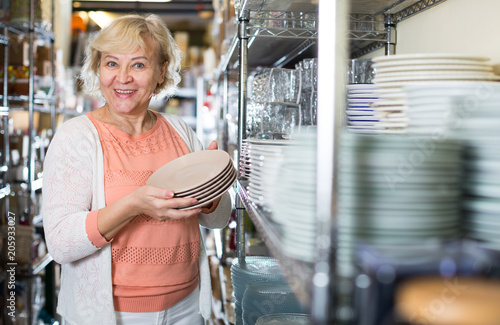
<box><xmin>2</xmin><ymin>0</ymin><xmax>500</xmax><ymax>324</ymax></box>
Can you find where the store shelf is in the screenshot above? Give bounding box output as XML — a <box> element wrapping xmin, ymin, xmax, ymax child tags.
<box><xmin>32</xmin><ymin>177</ymin><xmax>43</xmax><ymax>191</ymax></box>
<box><xmin>0</xmin><ymin>183</ymin><xmax>10</xmax><ymax>199</ymax></box>
<box><xmin>218</xmin><ymin>1</ymin><xmax>318</xmax><ymax>74</ymax></box>
<box><xmin>55</xmin><ymin>108</ymin><xmax>83</xmax><ymax>117</ymax></box>
<box><xmin>220</xmin><ymin>28</ymin><xmax>317</xmax><ymax>72</ymax></box>
<box><xmin>235</xmin><ymin>180</ymin><xmax>313</xmax><ymax>307</ymax></box>
<box><xmin>4</xmin><ymin>94</ymin><xmax>57</xmax><ymax>105</ymax></box>
<box><xmin>32</xmin><ymin>254</ymin><xmax>53</xmax><ymax>275</ymax></box>
<box><xmin>0</xmin><ymin>33</ymin><xmax>8</xmax><ymax>45</ymax></box>
<box><xmin>236</xmin><ymin>0</ymin><xmax>317</xmax><ymax>15</ymax></box>
<box><xmin>173</xmin><ymin>87</ymin><xmax>197</xmax><ymax>98</ymax></box>
<box><xmin>351</xmin><ymin>0</ymin><xmax>448</xmax><ymax>21</ymax></box>
<box><xmin>1</xmin><ymin>22</ymin><xmax>55</xmax><ymax>41</ymax></box>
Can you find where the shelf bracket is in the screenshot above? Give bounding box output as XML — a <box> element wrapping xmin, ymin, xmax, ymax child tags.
<box><xmin>236</xmin><ymin>12</ymin><xmax>250</xmax><ymax>265</ymax></box>
<box><xmin>385</xmin><ymin>14</ymin><xmax>397</xmax><ymax>55</ymax></box>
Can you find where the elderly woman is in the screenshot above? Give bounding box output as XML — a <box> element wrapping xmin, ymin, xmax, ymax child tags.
<box><xmin>42</xmin><ymin>14</ymin><xmax>231</xmax><ymax>325</ymax></box>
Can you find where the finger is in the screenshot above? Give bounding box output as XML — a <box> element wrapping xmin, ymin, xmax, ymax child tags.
<box><xmin>165</xmin><ymin>197</ymin><xmax>199</xmax><ymax>210</ymax></box>
<box><xmin>207</xmin><ymin>140</ymin><xmax>218</xmax><ymax>150</ymax></box>
<box><xmin>145</xmin><ymin>185</ymin><xmax>175</xmax><ymax>199</ymax></box>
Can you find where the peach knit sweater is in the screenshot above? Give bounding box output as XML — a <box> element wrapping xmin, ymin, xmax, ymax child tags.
<box><xmin>87</xmin><ymin>112</ymin><xmax>200</xmax><ymax>312</ymax></box>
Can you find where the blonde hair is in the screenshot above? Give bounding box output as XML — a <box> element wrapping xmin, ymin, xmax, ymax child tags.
<box><xmin>79</xmin><ymin>13</ymin><xmax>181</xmax><ymax>97</ymax></box>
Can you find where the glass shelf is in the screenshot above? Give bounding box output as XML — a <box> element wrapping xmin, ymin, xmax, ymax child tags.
<box><xmin>235</xmin><ymin>180</ymin><xmax>314</xmax><ymax>308</ymax></box>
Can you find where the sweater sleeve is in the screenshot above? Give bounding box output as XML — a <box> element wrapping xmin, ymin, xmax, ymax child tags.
<box><xmin>42</xmin><ymin>117</ymin><xmax>103</xmax><ymax>264</ymax></box>
<box><xmin>163</xmin><ymin>114</ymin><xmax>233</xmax><ymax>229</ymax></box>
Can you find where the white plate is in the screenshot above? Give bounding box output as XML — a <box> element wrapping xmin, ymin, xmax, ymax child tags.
<box><xmin>348</xmin><ymin>121</ymin><xmax>378</xmax><ymax>127</ymax></box>
<box><xmin>375</xmin><ymin>64</ymin><xmax>493</xmax><ymax>74</ymax></box>
<box><xmin>374</xmin><ymin>73</ymin><xmax>500</xmax><ymax>84</ymax></box>
<box><xmin>372</xmin><ymin>105</ymin><xmax>408</xmax><ymax>112</ymax></box>
<box><xmin>375</xmin><ymin>69</ymin><xmax>494</xmax><ymax>79</ymax></box>
<box><xmin>463</xmin><ymin>198</ymin><xmax>500</xmax><ymax>214</ymax></box>
<box><xmin>147</xmin><ymin>150</ymin><xmax>231</xmax><ymax>193</ymax></box>
<box><xmin>346</xmin><ymin>83</ymin><xmax>377</xmax><ymax>90</ymax></box>
<box><xmin>347</xmin><ymin>115</ymin><xmax>379</xmax><ymax>121</ymax></box>
<box><xmin>372</xmin><ymin>53</ymin><xmax>490</xmax><ymax>63</ymax></box>
<box><xmin>347</xmin><ymin>93</ymin><xmax>378</xmax><ymax>99</ymax></box>
<box><xmin>346</xmin><ymin>128</ymin><xmax>407</xmax><ymax>135</ymax></box>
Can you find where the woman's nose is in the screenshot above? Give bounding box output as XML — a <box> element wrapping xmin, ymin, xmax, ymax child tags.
<box><xmin>116</xmin><ymin>67</ymin><xmax>132</xmax><ymax>83</ymax></box>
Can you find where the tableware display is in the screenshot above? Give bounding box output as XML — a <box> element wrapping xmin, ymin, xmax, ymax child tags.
<box><xmin>347</xmin><ymin>58</ymin><xmax>376</xmax><ymax>84</ymax></box>
<box><xmin>246</xmin><ymin>139</ymin><xmax>289</xmax><ymax>212</ymax></box>
<box><xmin>346</xmin><ymin>83</ymin><xmax>380</xmax><ymax>134</ymax></box>
<box><xmin>147</xmin><ymin>149</ymin><xmax>237</xmax><ymax>210</ymax></box>
<box><xmin>231</xmin><ymin>257</ymin><xmax>288</xmax><ymax>325</ymax></box>
<box><xmin>256</xmin><ymin>313</ymin><xmax>311</xmax><ymax>325</ymax></box>
<box><xmin>369</xmin><ymin>53</ymin><xmax>500</xmax><ymax>134</ymax></box>
<box><xmin>336</xmin><ymin>132</ymin><xmax>463</xmax><ymax>278</ymax></box>
<box><xmin>250</xmin><ymin>68</ymin><xmax>301</xmax><ymax>104</ymax></box>
<box><xmin>441</xmin><ymin>93</ymin><xmax>500</xmax><ymax>250</ymax></box>
<box><xmin>270</xmin><ymin>129</ymin><xmax>317</xmax><ymax>262</ymax></box>
<box><xmin>242</xmin><ymin>281</ymin><xmax>305</xmax><ymax>325</ymax></box>
<box><xmin>403</xmin><ymin>81</ymin><xmax>500</xmax><ymax>135</ymax></box>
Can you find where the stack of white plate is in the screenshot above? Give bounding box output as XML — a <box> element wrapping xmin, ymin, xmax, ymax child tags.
<box><xmin>147</xmin><ymin>150</ymin><xmax>237</xmax><ymax>210</ymax></box>
<box><xmin>270</xmin><ymin>129</ymin><xmax>317</xmax><ymax>262</ymax></box>
<box><xmin>371</xmin><ymin>53</ymin><xmax>500</xmax><ymax>134</ymax></box>
<box><xmin>403</xmin><ymin>81</ymin><xmax>500</xmax><ymax>135</ymax></box>
<box><xmin>448</xmin><ymin>94</ymin><xmax>500</xmax><ymax>250</ymax></box>
<box><xmin>336</xmin><ymin>133</ymin><xmax>463</xmax><ymax>277</ymax></box>
<box><xmin>231</xmin><ymin>257</ymin><xmax>286</xmax><ymax>325</ymax></box>
<box><xmin>242</xmin><ymin>281</ymin><xmax>304</xmax><ymax>325</ymax></box>
<box><xmin>346</xmin><ymin>83</ymin><xmax>380</xmax><ymax>134</ymax></box>
<box><xmin>256</xmin><ymin>314</ymin><xmax>311</xmax><ymax>325</ymax></box>
<box><xmin>246</xmin><ymin>139</ymin><xmax>288</xmax><ymax>212</ymax></box>
<box><xmin>240</xmin><ymin>139</ymin><xmax>251</xmax><ymax>178</ymax></box>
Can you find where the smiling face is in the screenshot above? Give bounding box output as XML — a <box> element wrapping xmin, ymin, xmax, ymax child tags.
<box><xmin>99</xmin><ymin>36</ymin><xmax>165</xmax><ymax>115</ymax></box>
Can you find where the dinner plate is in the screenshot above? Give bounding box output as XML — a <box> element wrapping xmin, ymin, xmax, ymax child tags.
<box><xmin>375</xmin><ymin>64</ymin><xmax>493</xmax><ymax>74</ymax></box>
<box><xmin>372</xmin><ymin>53</ymin><xmax>490</xmax><ymax>63</ymax></box>
<box><xmin>178</xmin><ymin>164</ymin><xmax>235</xmax><ymax>199</ymax></box>
<box><xmin>346</xmin><ymin>128</ymin><xmax>407</xmax><ymax>135</ymax></box>
<box><xmin>175</xmin><ymin>161</ymin><xmax>233</xmax><ymax>196</ymax></box>
<box><xmin>373</xmin><ymin>73</ymin><xmax>500</xmax><ymax>83</ymax></box>
<box><xmin>147</xmin><ymin>150</ymin><xmax>231</xmax><ymax>193</ymax></box>
<box><xmin>178</xmin><ymin>168</ymin><xmax>237</xmax><ymax>210</ymax></box>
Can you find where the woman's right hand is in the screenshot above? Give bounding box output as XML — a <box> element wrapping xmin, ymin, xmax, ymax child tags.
<box><xmin>128</xmin><ymin>185</ymin><xmax>202</xmax><ymax>222</ymax></box>
<box><xmin>97</xmin><ymin>185</ymin><xmax>202</xmax><ymax>241</ymax></box>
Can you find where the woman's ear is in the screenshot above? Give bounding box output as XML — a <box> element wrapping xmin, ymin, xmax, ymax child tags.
<box><xmin>159</xmin><ymin>61</ymin><xmax>169</xmax><ymax>85</ymax></box>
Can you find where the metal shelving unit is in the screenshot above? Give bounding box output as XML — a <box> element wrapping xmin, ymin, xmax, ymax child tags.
<box><xmin>0</xmin><ymin>0</ymin><xmax>57</xmax><ymax>323</ymax></box>
<box><xmin>221</xmin><ymin>0</ymin><xmax>322</xmax><ymax>322</ymax></box>
<box><xmin>216</xmin><ymin>0</ymin><xmax>452</xmax><ymax>324</ymax></box>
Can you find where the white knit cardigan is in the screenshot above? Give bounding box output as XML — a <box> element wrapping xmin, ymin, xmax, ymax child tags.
<box><xmin>42</xmin><ymin>114</ymin><xmax>231</xmax><ymax>325</ymax></box>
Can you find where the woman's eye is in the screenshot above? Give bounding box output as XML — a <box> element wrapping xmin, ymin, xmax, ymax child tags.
<box><xmin>106</xmin><ymin>61</ymin><xmax>117</xmax><ymax>67</ymax></box>
<box><xmin>134</xmin><ymin>62</ymin><xmax>145</xmax><ymax>69</ymax></box>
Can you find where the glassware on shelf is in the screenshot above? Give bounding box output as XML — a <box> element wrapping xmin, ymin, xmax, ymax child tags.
<box><xmin>251</xmin><ymin>68</ymin><xmax>302</xmax><ymax>105</ymax></box>
<box><xmin>297</xmin><ymin>58</ymin><xmax>317</xmax><ymax>91</ymax></box>
<box><xmin>347</xmin><ymin>59</ymin><xmax>375</xmax><ymax>84</ymax></box>
<box><xmin>246</xmin><ymin>103</ymin><xmax>301</xmax><ymax>140</ymax></box>
<box><xmin>299</xmin><ymin>90</ymin><xmax>317</xmax><ymax>126</ymax></box>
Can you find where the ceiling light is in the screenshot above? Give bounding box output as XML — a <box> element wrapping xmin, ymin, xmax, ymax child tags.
<box><xmin>88</xmin><ymin>11</ymin><xmax>115</xmax><ymax>29</ymax></box>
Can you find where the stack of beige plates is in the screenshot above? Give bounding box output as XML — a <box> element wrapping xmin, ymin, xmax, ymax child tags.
<box><xmin>147</xmin><ymin>150</ymin><xmax>237</xmax><ymax>210</ymax></box>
